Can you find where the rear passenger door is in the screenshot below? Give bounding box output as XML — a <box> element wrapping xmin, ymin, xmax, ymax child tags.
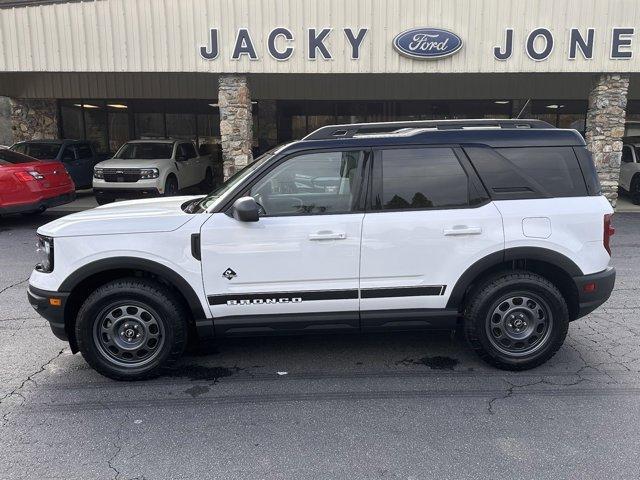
<box><xmin>359</xmin><ymin>147</ymin><xmax>504</xmax><ymax>329</ymax></box>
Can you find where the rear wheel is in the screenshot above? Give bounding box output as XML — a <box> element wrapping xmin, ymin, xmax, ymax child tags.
<box><xmin>75</xmin><ymin>278</ymin><xmax>188</xmax><ymax>380</ymax></box>
<box><xmin>464</xmin><ymin>271</ymin><xmax>569</xmax><ymax>370</ymax></box>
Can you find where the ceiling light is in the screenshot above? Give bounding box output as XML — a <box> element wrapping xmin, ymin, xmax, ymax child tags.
<box><xmin>73</xmin><ymin>103</ymin><xmax>100</xmax><ymax>109</ymax></box>
<box><xmin>107</xmin><ymin>103</ymin><xmax>128</xmax><ymax>109</ymax></box>
<box><xmin>494</xmin><ymin>100</ymin><xmax>510</xmax><ymax>104</ymax></box>
<box><xmin>545</xmin><ymin>104</ymin><xmax>565</xmax><ymax>109</ymax></box>
<box><xmin>208</xmin><ymin>103</ymin><xmax>219</xmax><ymax>107</ymax></box>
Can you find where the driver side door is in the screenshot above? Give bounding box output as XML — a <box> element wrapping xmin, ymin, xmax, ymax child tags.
<box><xmin>200</xmin><ymin>149</ymin><xmax>369</xmax><ymax>335</ymax></box>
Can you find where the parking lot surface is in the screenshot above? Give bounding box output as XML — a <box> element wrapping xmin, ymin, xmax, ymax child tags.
<box><xmin>1</xmin><ymin>212</ymin><xmax>639</xmax><ymax>480</ymax></box>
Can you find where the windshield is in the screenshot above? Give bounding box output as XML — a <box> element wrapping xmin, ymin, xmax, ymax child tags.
<box><xmin>0</xmin><ymin>148</ymin><xmax>39</xmax><ymax>165</ymax></box>
<box><xmin>114</xmin><ymin>142</ymin><xmax>174</xmax><ymax>160</ymax></box>
<box><xmin>11</xmin><ymin>143</ymin><xmax>61</xmax><ymax>159</ymax></box>
<box><xmin>192</xmin><ymin>151</ymin><xmax>274</xmax><ymax>212</ymax></box>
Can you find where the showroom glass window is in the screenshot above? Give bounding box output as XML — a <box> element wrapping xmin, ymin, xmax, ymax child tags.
<box><xmin>248</xmin><ymin>151</ymin><xmax>364</xmax><ymax>216</ymax></box>
<box><xmin>376</xmin><ymin>148</ymin><xmax>470</xmax><ymax>210</ymax></box>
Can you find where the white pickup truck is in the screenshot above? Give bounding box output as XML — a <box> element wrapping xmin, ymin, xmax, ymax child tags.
<box><xmin>93</xmin><ymin>139</ymin><xmax>215</xmax><ymax>205</ymax></box>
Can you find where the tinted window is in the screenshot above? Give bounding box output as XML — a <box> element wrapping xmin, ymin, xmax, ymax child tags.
<box><xmin>497</xmin><ymin>147</ymin><xmax>587</xmax><ymax>197</ymax></box>
<box><xmin>115</xmin><ymin>142</ymin><xmax>173</xmax><ymax>160</ymax></box>
<box><xmin>77</xmin><ymin>144</ymin><xmax>93</xmax><ymax>160</ymax></box>
<box><xmin>249</xmin><ymin>151</ymin><xmax>363</xmax><ymax>216</ymax></box>
<box><xmin>11</xmin><ymin>143</ymin><xmax>61</xmax><ymax>159</ymax></box>
<box><xmin>622</xmin><ymin>146</ymin><xmax>634</xmax><ymax>163</ymax></box>
<box><xmin>61</xmin><ymin>147</ymin><xmax>76</xmax><ymax>162</ymax></box>
<box><xmin>0</xmin><ymin>148</ymin><xmax>38</xmax><ymax>165</ymax></box>
<box><xmin>180</xmin><ymin>143</ymin><xmax>197</xmax><ymax>159</ymax></box>
<box><xmin>378</xmin><ymin>148</ymin><xmax>469</xmax><ymax>210</ymax></box>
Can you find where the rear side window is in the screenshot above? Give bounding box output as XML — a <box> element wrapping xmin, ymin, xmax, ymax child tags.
<box><xmin>376</xmin><ymin>148</ymin><xmax>470</xmax><ymax>210</ymax></box>
<box><xmin>496</xmin><ymin>147</ymin><xmax>587</xmax><ymax>197</ymax></box>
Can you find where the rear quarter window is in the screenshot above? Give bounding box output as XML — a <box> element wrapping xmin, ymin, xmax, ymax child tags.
<box><xmin>496</xmin><ymin>147</ymin><xmax>587</xmax><ymax>197</ymax></box>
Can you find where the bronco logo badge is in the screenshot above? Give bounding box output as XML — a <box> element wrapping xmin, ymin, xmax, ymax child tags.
<box><xmin>222</xmin><ymin>268</ymin><xmax>237</xmax><ymax>280</ymax></box>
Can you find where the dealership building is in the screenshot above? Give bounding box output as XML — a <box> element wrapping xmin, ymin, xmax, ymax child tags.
<box><xmin>0</xmin><ymin>0</ymin><xmax>639</xmax><ymax>203</ymax></box>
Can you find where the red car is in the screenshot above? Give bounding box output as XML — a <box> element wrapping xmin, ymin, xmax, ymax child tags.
<box><xmin>0</xmin><ymin>148</ymin><xmax>75</xmax><ymax>215</ymax></box>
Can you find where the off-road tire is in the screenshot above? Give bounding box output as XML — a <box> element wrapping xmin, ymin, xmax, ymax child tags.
<box><xmin>164</xmin><ymin>175</ymin><xmax>179</xmax><ymax>197</ymax></box>
<box><xmin>76</xmin><ymin>278</ymin><xmax>188</xmax><ymax>381</ymax></box>
<box><xmin>464</xmin><ymin>271</ymin><xmax>569</xmax><ymax>371</ymax></box>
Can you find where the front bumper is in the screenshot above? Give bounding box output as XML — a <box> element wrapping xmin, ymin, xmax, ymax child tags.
<box><xmin>0</xmin><ymin>191</ymin><xmax>75</xmax><ymax>215</ymax></box>
<box><xmin>573</xmin><ymin>267</ymin><xmax>616</xmax><ymax>320</ymax></box>
<box><xmin>94</xmin><ymin>187</ymin><xmax>161</xmax><ymax>200</ymax></box>
<box><xmin>27</xmin><ymin>285</ymin><xmax>70</xmax><ymax>341</ymax></box>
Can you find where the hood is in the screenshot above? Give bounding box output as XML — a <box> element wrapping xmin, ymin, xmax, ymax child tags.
<box><xmin>95</xmin><ymin>158</ymin><xmax>173</xmax><ymax>169</ymax></box>
<box><xmin>38</xmin><ymin>195</ymin><xmax>204</xmax><ymax>238</ymax></box>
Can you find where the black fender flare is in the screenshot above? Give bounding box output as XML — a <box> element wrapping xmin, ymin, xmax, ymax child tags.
<box><xmin>59</xmin><ymin>257</ymin><xmax>207</xmax><ymax>321</ymax></box>
<box><xmin>446</xmin><ymin>247</ymin><xmax>583</xmax><ymax>309</ymax></box>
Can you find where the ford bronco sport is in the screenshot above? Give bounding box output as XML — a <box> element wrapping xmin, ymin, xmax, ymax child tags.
<box><xmin>28</xmin><ymin>119</ymin><xmax>616</xmax><ymax>380</ymax></box>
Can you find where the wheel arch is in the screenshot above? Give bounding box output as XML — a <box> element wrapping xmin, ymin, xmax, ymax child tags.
<box><xmin>60</xmin><ymin>257</ymin><xmax>209</xmax><ymax>352</ymax></box>
<box><xmin>447</xmin><ymin>247</ymin><xmax>582</xmax><ymax>320</ymax></box>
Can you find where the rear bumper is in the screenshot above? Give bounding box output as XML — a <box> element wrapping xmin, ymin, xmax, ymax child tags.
<box><xmin>0</xmin><ymin>191</ymin><xmax>75</xmax><ymax>215</ymax></box>
<box><xmin>94</xmin><ymin>187</ymin><xmax>161</xmax><ymax>199</ymax></box>
<box><xmin>27</xmin><ymin>285</ymin><xmax>69</xmax><ymax>341</ymax></box>
<box><xmin>573</xmin><ymin>267</ymin><xmax>616</xmax><ymax>320</ymax></box>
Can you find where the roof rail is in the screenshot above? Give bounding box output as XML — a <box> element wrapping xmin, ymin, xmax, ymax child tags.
<box><xmin>302</xmin><ymin>119</ymin><xmax>555</xmax><ymax>141</ymax></box>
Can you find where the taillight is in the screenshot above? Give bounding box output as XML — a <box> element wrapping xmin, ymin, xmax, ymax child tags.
<box><xmin>14</xmin><ymin>170</ymin><xmax>44</xmax><ymax>182</ymax></box>
<box><xmin>604</xmin><ymin>213</ymin><xmax>615</xmax><ymax>255</ymax></box>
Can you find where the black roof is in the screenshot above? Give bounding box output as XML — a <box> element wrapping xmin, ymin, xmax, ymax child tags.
<box><xmin>280</xmin><ymin>119</ymin><xmax>585</xmax><ymax>155</ymax></box>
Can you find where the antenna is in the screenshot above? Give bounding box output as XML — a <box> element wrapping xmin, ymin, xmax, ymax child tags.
<box><xmin>516</xmin><ymin>99</ymin><xmax>531</xmax><ymax>119</ymax></box>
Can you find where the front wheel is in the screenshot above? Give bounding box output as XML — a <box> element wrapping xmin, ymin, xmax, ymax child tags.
<box><xmin>75</xmin><ymin>278</ymin><xmax>188</xmax><ymax>380</ymax></box>
<box><xmin>464</xmin><ymin>271</ymin><xmax>569</xmax><ymax>371</ymax></box>
<box><xmin>164</xmin><ymin>176</ymin><xmax>179</xmax><ymax>197</ymax></box>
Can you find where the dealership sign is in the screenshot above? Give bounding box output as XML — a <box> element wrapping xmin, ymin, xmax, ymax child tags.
<box><xmin>393</xmin><ymin>28</ymin><xmax>463</xmax><ymax>59</ymax></box>
<box><xmin>200</xmin><ymin>26</ymin><xmax>636</xmax><ymax>62</ymax></box>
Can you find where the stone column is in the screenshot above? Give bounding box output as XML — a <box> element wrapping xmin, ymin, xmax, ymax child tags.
<box><xmin>10</xmin><ymin>99</ymin><xmax>59</xmax><ymax>143</ymax></box>
<box><xmin>257</xmin><ymin>100</ymin><xmax>278</xmax><ymax>153</ymax></box>
<box><xmin>585</xmin><ymin>74</ymin><xmax>630</xmax><ymax>206</ymax></box>
<box><xmin>218</xmin><ymin>75</ymin><xmax>253</xmax><ymax>180</ymax></box>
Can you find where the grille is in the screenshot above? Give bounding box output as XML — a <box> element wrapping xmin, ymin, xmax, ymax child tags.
<box><xmin>102</xmin><ymin>168</ymin><xmax>141</xmax><ymax>183</ymax></box>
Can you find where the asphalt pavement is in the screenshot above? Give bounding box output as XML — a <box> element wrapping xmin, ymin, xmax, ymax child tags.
<box><xmin>0</xmin><ymin>211</ymin><xmax>639</xmax><ymax>480</ymax></box>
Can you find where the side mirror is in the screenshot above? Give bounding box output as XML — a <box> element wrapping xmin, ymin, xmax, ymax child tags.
<box><xmin>232</xmin><ymin>197</ymin><xmax>260</xmax><ymax>222</ymax></box>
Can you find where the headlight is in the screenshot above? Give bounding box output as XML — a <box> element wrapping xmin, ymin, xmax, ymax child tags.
<box><xmin>93</xmin><ymin>168</ymin><xmax>104</xmax><ymax>179</ymax></box>
<box><xmin>139</xmin><ymin>168</ymin><xmax>159</xmax><ymax>179</ymax></box>
<box><xmin>35</xmin><ymin>234</ymin><xmax>54</xmax><ymax>273</ymax></box>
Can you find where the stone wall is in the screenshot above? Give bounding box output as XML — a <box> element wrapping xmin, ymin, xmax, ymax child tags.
<box><xmin>218</xmin><ymin>74</ymin><xmax>253</xmax><ymax>180</ymax></box>
<box><xmin>10</xmin><ymin>98</ymin><xmax>59</xmax><ymax>143</ymax></box>
<box><xmin>585</xmin><ymin>74</ymin><xmax>630</xmax><ymax>206</ymax></box>
<box><xmin>0</xmin><ymin>97</ymin><xmax>12</xmax><ymax>146</ymax></box>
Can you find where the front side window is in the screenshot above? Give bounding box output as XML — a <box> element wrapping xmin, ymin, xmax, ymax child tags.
<box><xmin>622</xmin><ymin>146</ymin><xmax>634</xmax><ymax>163</ymax></box>
<box><xmin>77</xmin><ymin>144</ymin><xmax>93</xmax><ymax>160</ymax></box>
<box><xmin>248</xmin><ymin>150</ymin><xmax>363</xmax><ymax>216</ymax></box>
<box><xmin>376</xmin><ymin>148</ymin><xmax>469</xmax><ymax>210</ymax></box>
<box><xmin>114</xmin><ymin>142</ymin><xmax>173</xmax><ymax>160</ymax></box>
<box><xmin>180</xmin><ymin>143</ymin><xmax>197</xmax><ymax>159</ymax></box>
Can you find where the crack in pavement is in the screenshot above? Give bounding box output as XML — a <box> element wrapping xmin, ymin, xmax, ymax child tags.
<box><xmin>0</xmin><ymin>347</ymin><xmax>66</xmax><ymax>426</ymax></box>
<box><xmin>0</xmin><ymin>277</ymin><xmax>29</xmax><ymax>296</ymax></box>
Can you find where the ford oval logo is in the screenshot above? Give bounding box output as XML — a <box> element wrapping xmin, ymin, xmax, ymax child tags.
<box><xmin>393</xmin><ymin>28</ymin><xmax>463</xmax><ymax>59</ymax></box>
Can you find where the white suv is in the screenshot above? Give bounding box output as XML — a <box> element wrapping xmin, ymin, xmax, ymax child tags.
<box><xmin>93</xmin><ymin>139</ymin><xmax>215</xmax><ymax>204</ymax></box>
<box><xmin>28</xmin><ymin>120</ymin><xmax>616</xmax><ymax>380</ymax></box>
<box><xmin>620</xmin><ymin>141</ymin><xmax>640</xmax><ymax>204</ymax></box>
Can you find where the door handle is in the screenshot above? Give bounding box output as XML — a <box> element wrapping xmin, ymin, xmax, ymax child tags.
<box><xmin>308</xmin><ymin>231</ymin><xmax>347</xmax><ymax>241</ymax></box>
<box><xmin>443</xmin><ymin>226</ymin><xmax>482</xmax><ymax>236</ymax></box>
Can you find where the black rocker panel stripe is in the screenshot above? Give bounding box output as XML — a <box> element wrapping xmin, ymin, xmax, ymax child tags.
<box><xmin>360</xmin><ymin>285</ymin><xmax>446</xmax><ymax>298</ymax></box>
<box><xmin>208</xmin><ymin>285</ymin><xmax>446</xmax><ymax>305</ymax></box>
<box><xmin>208</xmin><ymin>289</ymin><xmax>359</xmax><ymax>305</ymax></box>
